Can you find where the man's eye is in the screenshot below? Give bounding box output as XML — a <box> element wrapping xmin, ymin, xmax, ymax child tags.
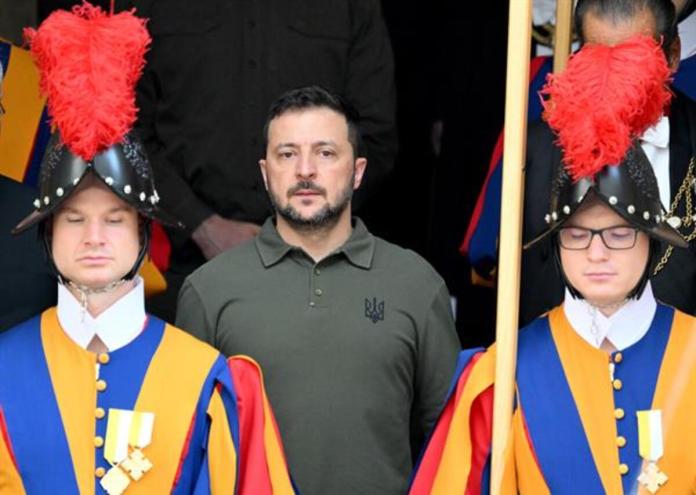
<box><xmin>279</xmin><ymin>151</ymin><xmax>295</xmax><ymax>159</ymax></box>
<box><xmin>66</xmin><ymin>216</ymin><xmax>83</xmax><ymax>223</ymax></box>
<box><xmin>106</xmin><ymin>217</ymin><xmax>123</xmax><ymax>224</ymax></box>
<box><xmin>319</xmin><ymin>149</ymin><xmax>336</xmax><ymax>158</ymax></box>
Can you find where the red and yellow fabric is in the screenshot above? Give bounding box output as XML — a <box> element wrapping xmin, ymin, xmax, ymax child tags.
<box><xmin>410</xmin><ymin>304</ymin><xmax>696</xmax><ymax>493</ymax></box>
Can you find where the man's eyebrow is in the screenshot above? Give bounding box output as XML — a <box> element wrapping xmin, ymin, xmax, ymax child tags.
<box><xmin>274</xmin><ymin>142</ymin><xmax>299</xmax><ymax>151</ymax></box>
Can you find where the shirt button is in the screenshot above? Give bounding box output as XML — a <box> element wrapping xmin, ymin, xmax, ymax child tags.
<box><xmin>612</xmin><ymin>379</ymin><xmax>623</xmax><ymax>391</ymax></box>
<box><xmin>98</xmin><ymin>353</ymin><xmax>110</xmax><ymax>364</ymax></box>
<box><xmin>616</xmin><ymin>436</ymin><xmax>626</xmax><ymax>448</ymax></box>
<box><xmin>614</xmin><ymin>408</ymin><xmax>625</xmax><ymax>420</ymax></box>
<box><xmin>619</xmin><ymin>463</ymin><xmax>629</xmax><ymax>475</ymax></box>
<box><xmin>95</xmin><ymin>467</ymin><xmax>106</xmax><ymax>478</ymax></box>
<box><xmin>314</xmin><ymin>268</ymin><xmax>321</xmax><ymax>276</ymax></box>
<box><xmin>613</xmin><ymin>352</ymin><xmax>623</xmax><ymax>363</ymax></box>
<box><xmin>315</xmin><ymin>288</ymin><xmax>323</xmax><ymax>296</ymax></box>
<box><xmin>96</xmin><ymin>380</ymin><xmax>107</xmax><ymax>392</ymax></box>
<box><xmin>94</xmin><ymin>436</ymin><xmax>104</xmax><ymax>448</ymax></box>
<box><xmin>95</xmin><ymin>407</ymin><xmax>106</xmax><ymax>419</ymax></box>
<box><xmin>309</xmin><ymin>301</ymin><xmax>316</xmax><ymax>307</ymax></box>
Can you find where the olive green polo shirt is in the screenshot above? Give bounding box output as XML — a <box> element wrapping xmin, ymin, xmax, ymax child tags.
<box><xmin>176</xmin><ymin>218</ymin><xmax>460</xmax><ymax>495</ymax></box>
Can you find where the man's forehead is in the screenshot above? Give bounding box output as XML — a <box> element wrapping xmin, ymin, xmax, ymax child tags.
<box><xmin>269</xmin><ymin>107</ymin><xmax>349</xmax><ymax>138</ymax></box>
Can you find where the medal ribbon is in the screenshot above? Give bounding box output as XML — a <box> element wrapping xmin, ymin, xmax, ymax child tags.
<box><xmin>104</xmin><ymin>409</ymin><xmax>154</xmax><ymax>464</ymax></box>
<box><xmin>637</xmin><ymin>409</ymin><xmax>664</xmax><ymax>461</ymax></box>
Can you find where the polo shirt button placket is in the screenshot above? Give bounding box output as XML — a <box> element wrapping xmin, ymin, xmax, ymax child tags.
<box><xmin>611</xmin><ymin>351</ymin><xmax>629</xmax><ymax>474</ymax></box>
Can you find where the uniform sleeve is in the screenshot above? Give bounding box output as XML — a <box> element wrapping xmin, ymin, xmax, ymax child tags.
<box><xmin>175</xmin><ymin>279</ymin><xmax>217</xmax><ymax>347</ymax></box>
<box><xmin>411</xmin><ymin>283</ymin><xmax>461</xmax><ymax>447</ymax></box>
<box><xmin>346</xmin><ymin>0</ymin><xmax>397</xmax><ymax>209</ymax></box>
<box><xmin>226</xmin><ymin>356</ymin><xmax>296</xmax><ymax>495</ymax></box>
<box><xmin>410</xmin><ymin>349</ymin><xmax>506</xmax><ymax>494</ymax></box>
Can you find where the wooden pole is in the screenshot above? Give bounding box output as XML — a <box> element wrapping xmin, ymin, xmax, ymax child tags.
<box><xmin>553</xmin><ymin>0</ymin><xmax>574</xmax><ymax>73</ymax></box>
<box><xmin>490</xmin><ymin>0</ymin><xmax>532</xmax><ymax>491</ymax></box>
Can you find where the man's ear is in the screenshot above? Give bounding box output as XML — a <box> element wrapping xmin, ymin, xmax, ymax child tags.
<box><xmin>259</xmin><ymin>158</ymin><xmax>269</xmax><ymax>190</ymax></box>
<box><xmin>353</xmin><ymin>157</ymin><xmax>367</xmax><ymax>190</ymax></box>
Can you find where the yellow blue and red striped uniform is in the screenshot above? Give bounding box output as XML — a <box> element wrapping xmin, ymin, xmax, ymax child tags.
<box><xmin>0</xmin><ymin>308</ymin><xmax>295</xmax><ymax>494</ymax></box>
<box><xmin>410</xmin><ymin>304</ymin><xmax>696</xmax><ymax>493</ymax></box>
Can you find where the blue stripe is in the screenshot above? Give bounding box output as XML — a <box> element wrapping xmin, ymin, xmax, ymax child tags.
<box><xmin>0</xmin><ymin>316</ymin><xmax>80</xmax><ymax>493</ymax></box>
<box><xmin>94</xmin><ymin>316</ymin><xmax>165</xmax><ymax>494</ymax></box>
<box><xmin>613</xmin><ymin>304</ymin><xmax>673</xmax><ymax>493</ymax></box>
<box><xmin>673</xmin><ymin>54</ymin><xmax>696</xmax><ymax>100</ymax></box>
<box><xmin>0</xmin><ymin>41</ymin><xmax>10</xmax><ymax>78</ymax></box>
<box><xmin>516</xmin><ymin>315</ymin><xmax>604</xmax><ymax>493</ymax></box>
<box><xmin>23</xmin><ymin>108</ymin><xmax>51</xmax><ymax>187</ymax></box>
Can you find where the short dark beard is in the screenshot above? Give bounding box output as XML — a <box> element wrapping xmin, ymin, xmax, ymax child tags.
<box><xmin>268</xmin><ymin>177</ymin><xmax>354</xmax><ymax>232</ymax></box>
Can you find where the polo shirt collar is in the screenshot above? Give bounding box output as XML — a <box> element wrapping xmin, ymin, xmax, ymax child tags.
<box><xmin>255</xmin><ymin>217</ymin><xmax>375</xmax><ymax>268</ymax></box>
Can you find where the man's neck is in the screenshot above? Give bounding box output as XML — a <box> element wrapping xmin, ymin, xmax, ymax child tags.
<box><xmin>67</xmin><ymin>279</ymin><xmax>137</xmax><ymax>318</ymax></box>
<box><xmin>276</xmin><ymin>212</ymin><xmax>353</xmax><ymax>262</ymax></box>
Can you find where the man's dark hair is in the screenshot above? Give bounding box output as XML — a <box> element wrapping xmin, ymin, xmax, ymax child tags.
<box><xmin>262</xmin><ymin>85</ymin><xmax>363</xmax><ymax>157</ymax></box>
<box><xmin>575</xmin><ymin>0</ymin><xmax>678</xmax><ymax>49</ymax></box>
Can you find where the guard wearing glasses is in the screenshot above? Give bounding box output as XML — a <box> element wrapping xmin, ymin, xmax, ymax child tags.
<box><xmin>410</xmin><ymin>36</ymin><xmax>696</xmax><ymax>493</ymax></box>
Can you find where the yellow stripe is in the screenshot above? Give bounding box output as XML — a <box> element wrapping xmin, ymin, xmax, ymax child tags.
<box><xmin>0</xmin><ymin>422</ymin><xmax>26</xmax><ymax>494</ymax></box>
<box><xmin>0</xmin><ymin>43</ymin><xmax>46</xmax><ymax>182</ymax></box>
<box><xmin>643</xmin><ymin>309</ymin><xmax>696</xmax><ymax>494</ymax></box>
<box><xmin>636</xmin><ymin>411</ymin><xmax>651</xmax><ymax>460</ymax></box>
<box><xmin>548</xmin><ymin>307</ymin><xmax>623</xmax><ymax>494</ymax></box>
<box><xmin>431</xmin><ymin>349</ymin><xmax>496</xmax><ymax>493</ymax></box>
<box><xmin>206</xmin><ymin>390</ymin><xmax>237</xmax><ymax>495</ymax></box>
<box><xmin>513</xmin><ymin>407</ymin><xmax>550</xmax><ymax>494</ymax></box>
<box><xmin>41</xmin><ymin>308</ymin><xmax>96</xmax><ymax>495</ymax></box>
<box><xmin>128</xmin><ymin>324</ymin><xmax>221</xmax><ymax>493</ymax></box>
<box><xmin>104</xmin><ymin>409</ymin><xmax>122</xmax><ymax>463</ymax></box>
<box><xmin>129</xmin><ymin>411</ymin><xmax>143</xmax><ymax>447</ymax></box>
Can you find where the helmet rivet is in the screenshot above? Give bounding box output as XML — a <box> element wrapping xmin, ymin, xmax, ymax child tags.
<box><xmin>149</xmin><ymin>195</ymin><xmax>157</xmax><ymax>205</ymax></box>
<box><xmin>551</xmin><ymin>211</ymin><xmax>558</xmax><ymax>221</ymax></box>
<box><xmin>124</xmin><ymin>185</ymin><xmax>132</xmax><ymax>194</ymax></box>
<box><xmin>56</xmin><ymin>187</ymin><xmax>64</xmax><ymax>197</ymax></box>
<box><xmin>643</xmin><ymin>211</ymin><xmax>650</xmax><ymax>220</ymax></box>
<box><xmin>627</xmin><ymin>205</ymin><xmax>635</xmax><ymax>214</ymax></box>
<box><xmin>73</xmin><ymin>177</ymin><xmax>80</xmax><ymax>186</ymax></box>
<box><xmin>562</xmin><ymin>205</ymin><xmax>570</xmax><ymax>215</ymax></box>
<box><xmin>544</xmin><ymin>214</ymin><xmax>551</xmax><ymax>224</ymax></box>
<box><xmin>609</xmin><ymin>196</ymin><xmax>618</xmax><ymax>205</ymax></box>
<box><xmin>105</xmin><ymin>177</ymin><xmax>114</xmax><ymax>186</ymax></box>
<box><xmin>33</xmin><ymin>199</ymin><xmax>41</xmax><ymax>209</ymax></box>
<box><xmin>139</xmin><ymin>192</ymin><xmax>146</xmax><ymax>202</ymax></box>
<box><xmin>43</xmin><ymin>196</ymin><xmax>50</xmax><ymax>205</ymax></box>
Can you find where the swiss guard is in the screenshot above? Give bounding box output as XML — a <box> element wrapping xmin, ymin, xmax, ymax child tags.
<box><xmin>0</xmin><ymin>3</ymin><xmax>294</xmax><ymax>494</ymax></box>
<box><xmin>410</xmin><ymin>36</ymin><xmax>696</xmax><ymax>493</ymax></box>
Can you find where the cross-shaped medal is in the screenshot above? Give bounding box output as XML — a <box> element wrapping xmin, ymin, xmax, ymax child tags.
<box><xmin>121</xmin><ymin>449</ymin><xmax>153</xmax><ymax>481</ymax></box>
<box><xmin>638</xmin><ymin>462</ymin><xmax>668</xmax><ymax>494</ymax></box>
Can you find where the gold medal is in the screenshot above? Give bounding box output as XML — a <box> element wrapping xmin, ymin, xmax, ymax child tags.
<box><xmin>121</xmin><ymin>448</ymin><xmax>153</xmax><ymax>481</ymax></box>
<box><xmin>100</xmin><ymin>465</ymin><xmax>131</xmax><ymax>495</ymax></box>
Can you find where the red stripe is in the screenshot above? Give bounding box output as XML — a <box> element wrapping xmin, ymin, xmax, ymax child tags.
<box><xmin>229</xmin><ymin>359</ymin><xmax>275</xmax><ymax>495</ymax></box>
<box><xmin>150</xmin><ymin>221</ymin><xmax>171</xmax><ymax>272</ymax></box>
<box><xmin>409</xmin><ymin>353</ymin><xmax>484</xmax><ymax>495</ymax></box>
<box><xmin>459</xmin><ymin>56</ymin><xmax>550</xmax><ymax>255</ymax></box>
<box><xmin>466</xmin><ymin>385</ymin><xmax>494</xmax><ymax>493</ymax></box>
<box><xmin>171</xmin><ymin>412</ymin><xmax>197</xmax><ymax>491</ymax></box>
<box><xmin>0</xmin><ymin>407</ymin><xmax>18</xmax><ymax>470</ymax></box>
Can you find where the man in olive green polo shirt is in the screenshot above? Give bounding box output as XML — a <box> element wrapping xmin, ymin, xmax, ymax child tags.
<box><xmin>176</xmin><ymin>86</ymin><xmax>460</xmax><ymax>495</ymax></box>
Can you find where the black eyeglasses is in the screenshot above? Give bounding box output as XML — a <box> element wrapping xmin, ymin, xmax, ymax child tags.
<box><xmin>558</xmin><ymin>226</ymin><xmax>640</xmax><ymax>250</ymax></box>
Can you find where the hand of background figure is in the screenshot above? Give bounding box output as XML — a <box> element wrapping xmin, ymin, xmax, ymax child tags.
<box><xmin>192</xmin><ymin>214</ymin><xmax>261</xmax><ymax>260</ymax></box>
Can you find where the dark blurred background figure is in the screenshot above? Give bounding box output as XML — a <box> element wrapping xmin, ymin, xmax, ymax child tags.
<box><xmin>0</xmin><ymin>59</ymin><xmax>56</xmax><ymax>331</ymax></box>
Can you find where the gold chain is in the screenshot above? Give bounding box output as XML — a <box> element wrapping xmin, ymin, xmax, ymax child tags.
<box><xmin>653</xmin><ymin>157</ymin><xmax>696</xmax><ymax>275</ymax></box>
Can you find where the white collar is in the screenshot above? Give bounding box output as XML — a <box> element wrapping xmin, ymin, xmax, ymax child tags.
<box><xmin>563</xmin><ymin>281</ymin><xmax>657</xmax><ymax>351</ymax></box>
<box><xmin>640</xmin><ymin>116</ymin><xmax>670</xmax><ymax>149</ymax></box>
<box><xmin>57</xmin><ymin>277</ymin><xmax>146</xmax><ymax>352</ymax></box>
<box><xmin>679</xmin><ymin>10</ymin><xmax>696</xmax><ymax>61</ymax></box>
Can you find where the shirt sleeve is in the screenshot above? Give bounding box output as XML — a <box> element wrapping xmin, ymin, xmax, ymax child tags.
<box><xmin>346</xmin><ymin>0</ymin><xmax>397</xmax><ymax>209</ymax></box>
<box><xmin>412</xmin><ymin>283</ymin><xmax>461</xmax><ymax>447</ymax></box>
<box><xmin>175</xmin><ymin>278</ymin><xmax>217</xmax><ymax>347</ymax></box>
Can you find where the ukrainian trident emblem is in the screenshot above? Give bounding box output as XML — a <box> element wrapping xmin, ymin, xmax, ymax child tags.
<box><xmin>365</xmin><ymin>297</ymin><xmax>385</xmax><ymax>323</ymax></box>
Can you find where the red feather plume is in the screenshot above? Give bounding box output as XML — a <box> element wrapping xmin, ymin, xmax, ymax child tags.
<box><xmin>24</xmin><ymin>2</ymin><xmax>150</xmax><ymax>160</ymax></box>
<box><xmin>541</xmin><ymin>35</ymin><xmax>672</xmax><ymax>181</ymax></box>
